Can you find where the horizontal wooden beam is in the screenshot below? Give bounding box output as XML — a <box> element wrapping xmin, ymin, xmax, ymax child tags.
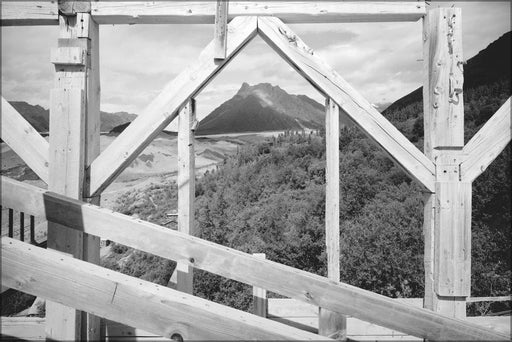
<box><xmin>1</xmin><ymin>177</ymin><xmax>507</xmax><ymax>341</ymax></box>
<box><xmin>91</xmin><ymin>1</ymin><xmax>426</xmax><ymax>25</ymax></box>
<box><xmin>0</xmin><ymin>97</ymin><xmax>49</xmax><ymax>183</ymax></box>
<box><xmin>461</xmin><ymin>97</ymin><xmax>511</xmax><ymax>182</ymax></box>
<box><xmin>86</xmin><ymin>16</ymin><xmax>257</xmax><ymax>197</ymax></box>
<box><xmin>0</xmin><ymin>1</ymin><xmax>58</xmax><ymax>26</ymax></box>
<box><xmin>257</xmin><ymin>17</ymin><xmax>435</xmax><ymax>192</ymax></box>
<box><xmin>2</xmin><ymin>238</ymin><xmax>327</xmax><ymax>341</ymax></box>
<box><xmin>1</xmin><ymin>2</ymin><xmax>426</xmax><ymax>26</ymax></box>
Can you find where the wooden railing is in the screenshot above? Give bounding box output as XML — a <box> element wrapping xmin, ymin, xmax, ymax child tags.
<box><xmin>1</xmin><ymin>206</ymin><xmax>37</xmax><ymax>244</ymax></box>
<box><xmin>1</xmin><ymin>176</ymin><xmax>509</xmax><ymax>341</ymax></box>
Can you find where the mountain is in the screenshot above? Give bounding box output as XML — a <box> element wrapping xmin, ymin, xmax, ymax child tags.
<box><xmin>196</xmin><ymin>83</ymin><xmax>324</xmax><ymax>135</ymax></box>
<box><xmin>384</xmin><ymin>31</ymin><xmax>511</xmax><ymax>114</ymax></box>
<box><xmin>7</xmin><ymin>101</ymin><xmax>137</xmax><ymax>133</ymax></box>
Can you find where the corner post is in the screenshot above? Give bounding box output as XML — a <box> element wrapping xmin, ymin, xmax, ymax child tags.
<box><xmin>423</xmin><ymin>7</ymin><xmax>469</xmax><ymax>318</ymax></box>
<box><xmin>46</xmin><ymin>4</ymin><xmax>101</xmax><ymax>340</ymax></box>
<box><xmin>319</xmin><ymin>98</ymin><xmax>347</xmax><ymax>339</ymax></box>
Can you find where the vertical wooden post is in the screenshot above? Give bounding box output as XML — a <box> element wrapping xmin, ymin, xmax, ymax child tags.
<box><xmin>46</xmin><ymin>11</ymin><xmax>101</xmax><ymax>340</ymax></box>
<box><xmin>214</xmin><ymin>0</ymin><xmax>229</xmax><ymax>59</ymax></box>
<box><xmin>175</xmin><ymin>99</ymin><xmax>196</xmax><ymax>294</ymax></box>
<box><xmin>423</xmin><ymin>7</ymin><xmax>469</xmax><ymax>318</ymax></box>
<box><xmin>319</xmin><ymin>98</ymin><xmax>346</xmax><ymax>340</ymax></box>
<box><xmin>252</xmin><ymin>253</ymin><xmax>268</xmax><ymax>317</ymax></box>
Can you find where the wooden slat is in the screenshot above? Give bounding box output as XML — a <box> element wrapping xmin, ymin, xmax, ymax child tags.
<box><xmin>87</xmin><ymin>16</ymin><xmax>257</xmax><ymax>197</ymax></box>
<box><xmin>461</xmin><ymin>98</ymin><xmax>511</xmax><ymax>182</ymax></box>
<box><xmin>320</xmin><ymin>99</ymin><xmax>346</xmax><ymax>339</ymax></box>
<box><xmin>0</xmin><ymin>1</ymin><xmax>58</xmax><ymax>26</ymax></box>
<box><xmin>214</xmin><ymin>0</ymin><xmax>229</xmax><ymax>59</ymax></box>
<box><xmin>0</xmin><ymin>97</ymin><xmax>49</xmax><ymax>183</ymax></box>
<box><xmin>89</xmin><ymin>1</ymin><xmax>425</xmax><ymax>25</ymax></box>
<box><xmin>257</xmin><ymin>17</ymin><xmax>435</xmax><ymax>193</ymax></box>
<box><xmin>1</xmin><ymin>177</ymin><xmax>508</xmax><ymax>341</ymax></box>
<box><xmin>1</xmin><ymin>238</ymin><xmax>328</xmax><ymax>341</ymax></box>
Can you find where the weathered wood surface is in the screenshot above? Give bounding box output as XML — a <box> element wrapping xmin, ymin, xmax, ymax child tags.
<box><xmin>89</xmin><ymin>2</ymin><xmax>426</xmax><ymax>25</ymax></box>
<box><xmin>461</xmin><ymin>97</ymin><xmax>511</xmax><ymax>182</ymax></box>
<box><xmin>214</xmin><ymin>0</ymin><xmax>229</xmax><ymax>59</ymax></box>
<box><xmin>321</xmin><ymin>98</ymin><xmax>346</xmax><ymax>339</ymax></box>
<box><xmin>1</xmin><ymin>177</ymin><xmax>508</xmax><ymax>341</ymax></box>
<box><xmin>175</xmin><ymin>100</ymin><xmax>196</xmax><ymax>293</ymax></box>
<box><xmin>46</xmin><ymin>13</ymin><xmax>101</xmax><ymax>340</ymax></box>
<box><xmin>0</xmin><ymin>1</ymin><xmax>58</xmax><ymax>26</ymax></box>
<box><xmin>0</xmin><ymin>97</ymin><xmax>49</xmax><ymax>183</ymax></box>
<box><xmin>258</xmin><ymin>16</ymin><xmax>435</xmax><ymax>193</ymax></box>
<box><xmin>422</xmin><ymin>8</ymin><xmax>469</xmax><ymax>318</ymax></box>
<box><xmin>1</xmin><ymin>238</ymin><xmax>329</xmax><ymax>341</ymax></box>
<box><xmin>87</xmin><ymin>16</ymin><xmax>257</xmax><ymax>197</ymax></box>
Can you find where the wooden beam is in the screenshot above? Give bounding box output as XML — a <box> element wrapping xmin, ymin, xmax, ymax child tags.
<box><xmin>46</xmin><ymin>13</ymin><xmax>101</xmax><ymax>340</ymax></box>
<box><xmin>257</xmin><ymin>17</ymin><xmax>435</xmax><ymax>193</ymax></box>
<box><xmin>320</xmin><ymin>99</ymin><xmax>346</xmax><ymax>340</ymax></box>
<box><xmin>2</xmin><ymin>177</ymin><xmax>508</xmax><ymax>341</ymax></box>
<box><xmin>88</xmin><ymin>2</ymin><xmax>425</xmax><ymax>25</ymax></box>
<box><xmin>461</xmin><ymin>98</ymin><xmax>511</xmax><ymax>182</ymax></box>
<box><xmin>0</xmin><ymin>1</ymin><xmax>58</xmax><ymax>26</ymax></box>
<box><xmin>214</xmin><ymin>0</ymin><xmax>229</xmax><ymax>59</ymax></box>
<box><xmin>2</xmin><ymin>238</ymin><xmax>328</xmax><ymax>341</ymax></box>
<box><xmin>0</xmin><ymin>97</ymin><xmax>49</xmax><ymax>183</ymax></box>
<box><xmin>87</xmin><ymin>16</ymin><xmax>257</xmax><ymax>197</ymax></box>
<box><xmin>423</xmin><ymin>8</ymin><xmax>469</xmax><ymax>319</ymax></box>
<box><xmin>175</xmin><ymin>100</ymin><xmax>196</xmax><ymax>293</ymax></box>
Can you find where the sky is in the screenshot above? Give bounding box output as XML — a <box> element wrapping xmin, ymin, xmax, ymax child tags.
<box><xmin>1</xmin><ymin>1</ymin><xmax>510</xmax><ymax>130</ymax></box>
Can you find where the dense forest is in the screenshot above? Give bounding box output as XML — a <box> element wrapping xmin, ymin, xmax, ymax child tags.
<box><xmin>103</xmin><ymin>79</ymin><xmax>511</xmax><ymax>315</ymax></box>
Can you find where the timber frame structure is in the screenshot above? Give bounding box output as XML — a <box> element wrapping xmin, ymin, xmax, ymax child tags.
<box><xmin>1</xmin><ymin>1</ymin><xmax>511</xmax><ymax>341</ymax></box>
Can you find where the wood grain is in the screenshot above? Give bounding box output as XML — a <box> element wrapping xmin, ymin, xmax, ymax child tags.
<box><xmin>2</xmin><ymin>238</ymin><xmax>328</xmax><ymax>341</ymax></box>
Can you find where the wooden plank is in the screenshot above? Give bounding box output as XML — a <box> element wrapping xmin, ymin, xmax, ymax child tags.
<box><xmin>0</xmin><ymin>1</ymin><xmax>58</xmax><ymax>26</ymax></box>
<box><xmin>214</xmin><ymin>0</ymin><xmax>229</xmax><ymax>59</ymax></box>
<box><xmin>2</xmin><ymin>238</ymin><xmax>329</xmax><ymax>341</ymax></box>
<box><xmin>2</xmin><ymin>177</ymin><xmax>508</xmax><ymax>341</ymax></box>
<box><xmin>320</xmin><ymin>98</ymin><xmax>346</xmax><ymax>340</ymax></box>
<box><xmin>252</xmin><ymin>253</ymin><xmax>268</xmax><ymax>317</ymax></box>
<box><xmin>0</xmin><ymin>317</ymin><xmax>46</xmax><ymax>341</ymax></box>
<box><xmin>461</xmin><ymin>98</ymin><xmax>511</xmax><ymax>182</ymax></box>
<box><xmin>1</xmin><ymin>97</ymin><xmax>49</xmax><ymax>183</ymax></box>
<box><xmin>87</xmin><ymin>16</ymin><xmax>257</xmax><ymax>197</ymax></box>
<box><xmin>90</xmin><ymin>2</ymin><xmax>425</xmax><ymax>25</ymax></box>
<box><xmin>257</xmin><ymin>16</ymin><xmax>435</xmax><ymax>193</ymax></box>
<box><xmin>423</xmin><ymin>8</ymin><xmax>469</xmax><ymax>318</ymax></box>
<box><xmin>175</xmin><ymin>100</ymin><xmax>196</xmax><ymax>293</ymax></box>
<box><xmin>467</xmin><ymin>296</ymin><xmax>512</xmax><ymax>303</ymax></box>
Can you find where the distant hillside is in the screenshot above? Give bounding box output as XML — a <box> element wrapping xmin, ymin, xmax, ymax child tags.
<box><xmin>196</xmin><ymin>83</ymin><xmax>324</xmax><ymax>135</ymax></box>
<box><xmin>384</xmin><ymin>31</ymin><xmax>511</xmax><ymax>114</ymax></box>
<box><xmin>7</xmin><ymin>101</ymin><xmax>137</xmax><ymax>133</ymax></box>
